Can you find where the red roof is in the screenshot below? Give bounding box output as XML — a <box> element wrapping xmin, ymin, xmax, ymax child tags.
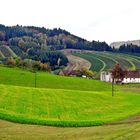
<box><xmin>125</xmin><ymin>71</ymin><xmax>140</xmax><ymax>78</ymax></box>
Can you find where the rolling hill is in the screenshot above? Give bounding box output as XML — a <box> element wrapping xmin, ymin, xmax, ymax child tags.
<box><xmin>73</xmin><ymin>51</ymin><xmax>140</xmax><ymax>73</ymax></box>
<box><xmin>0</xmin><ymin>66</ymin><xmax>140</xmax><ymax>127</ymax></box>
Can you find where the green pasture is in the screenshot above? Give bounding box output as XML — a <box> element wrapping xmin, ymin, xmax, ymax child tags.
<box><xmin>0</xmin><ymin>65</ymin><xmax>109</xmax><ymax>91</ymax></box>
<box><xmin>0</xmin><ymin>84</ymin><xmax>140</xmax><ymax>126</ymax></box>
<box><xmin>0</xmin><ymin>66</ymin><xmax>140</xmax><ymax>126</ymax></box>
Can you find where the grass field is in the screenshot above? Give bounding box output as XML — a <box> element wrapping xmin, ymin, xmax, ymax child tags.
<box><xmin>0</xmin><ymin>61</ymin><xmax>140</xmax><ymax>139</ymax></box>
<box><xmin>0</xmin><ymin>66</ymin><xmax>109</xmax><ymax>91</ymax></box>
<box><xmin>99</xmin><ymin>52</ymin><xmax>133</xmax><ymax>70</ymax></box>
<box><xmin>73</xmin><ymin>53</ymin><xmax>105</xmax><ymax>72</ymax></box>
<box><xmin>0</xmin><ymin>66</ymin><xmax>140</xmax><ymax>127</ymax></box>
<box><xmin>0</xmin><ymin>83</ymin><xmax>140</xmax><ymax>126</ymax></box>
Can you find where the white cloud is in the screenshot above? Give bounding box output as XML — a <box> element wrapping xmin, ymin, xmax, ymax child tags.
<box><xmin>0</xmin><ymin>0</ymin><xmax>140</xmax><ymax>43</ymax></box>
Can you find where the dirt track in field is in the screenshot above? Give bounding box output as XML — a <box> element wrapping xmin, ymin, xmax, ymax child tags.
<box><xmin>60</xmin><ymin>49</ymin><xmax>91</xmax><ymax>71</ymax></box>
<box><xmin>65</xmin><ymin>54</ymin><xmax>91</xmax><ymax>71</ymax></box>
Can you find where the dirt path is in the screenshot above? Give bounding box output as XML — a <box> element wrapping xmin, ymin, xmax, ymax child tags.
<box><xmin>65</xmin><ymin>54</ymin><xmax>91</xmax><ymax>71</ymax></box>
<box><xmin>60</xmin><ymin>49</ymin><xmax>91</xmax><ymax>72</ymax></box>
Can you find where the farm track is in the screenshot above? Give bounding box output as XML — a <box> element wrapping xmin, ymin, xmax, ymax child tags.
<box><xmin>63</xmin><ymin>54</ymin><xmax>91</xmax><ymax>71</ymax></box>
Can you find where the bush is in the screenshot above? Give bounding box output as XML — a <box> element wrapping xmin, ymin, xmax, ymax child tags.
<box><xmin>82</xmin><ymin>68</ymin><xmax>94</xmax><ymax>79</ymax></box>
<box><xmin>7</xmin><ymin>58</ymin><xmax>16</xmax><ymax>66</ymax></box>
<box><xmin>40</xmin><ymin>63</ymin><xmax>51</xmax><ymax>71</ymax></box>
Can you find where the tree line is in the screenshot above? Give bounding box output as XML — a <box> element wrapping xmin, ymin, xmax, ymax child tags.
<box><xmin>118</xmin><ymin>44</ymin><xmax>140</xmax><ymax>53</ymax></box>
<box><xmin>0</xmin><ymin>24</ymin><xmax>113</xmax><ymax>52</ymax></box>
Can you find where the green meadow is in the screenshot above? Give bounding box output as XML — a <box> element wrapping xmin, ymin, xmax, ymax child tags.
<box><xmin>0</xmin><ymin>65</ymin><xmax>109</xmax><ymax>91</ymax></box>
<box><xmin>0</xmin><ymin>65</ymin><xmax>140</xmax><ymax>126</ymax></box>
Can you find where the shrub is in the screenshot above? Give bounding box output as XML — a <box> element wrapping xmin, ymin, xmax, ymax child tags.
<box><xmin>7</xmin><ymin>58</ymin><xmax>16</xmax><ymax>66</ymax></box>
<box><xmin>82</xmin><ymin>68</ymin><xmax>94</xmax><ymax>79</ymax></box>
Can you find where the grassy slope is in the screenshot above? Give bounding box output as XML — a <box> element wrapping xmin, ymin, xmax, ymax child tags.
<box><xmin>0</xmin><ymin>66</ymin><xmax>140</xmax><ymax>126</ymax></box>
<box><xmin>74</xmin><ymin>53</ymin><xmax>105</xmax><ymax>72</ymax></box>
<box><xmin>100</xmin><ymin>52</ymin><xmax>133</xmax><ymax>70</ymax></box>
<box><xmin>0</xmin><ymin>84</ymin><xmax>140</xmax><ymax>126</ymax></box>
<box><xmin>1</xmin><ymin>119</ymin><xmax>140</xmax><ymax>140</ymax></box>
<box><xmin>0</xmin><ymin>66</ymin><xmax>109</xmax><ymax>91</ymax></box>
<box><xmin>105</xmin><ymin>52</ymin><xmax>140</xmax><ymax>70</ymax></box>
<box><xmin>74</xmin><ymin>52</ymin><xmax>140</xmax><ymax>72</ymax></box>
<box><xmin>74</xmin><ymin>52</ymin><xmax>117</xmax><ymax>72</ymax></box>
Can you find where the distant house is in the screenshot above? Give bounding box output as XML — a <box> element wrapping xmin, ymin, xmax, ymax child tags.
<box><xmin>100</xmin><ymin>71</ymin><xmax>140</xmax><ymax>83</ymax></box>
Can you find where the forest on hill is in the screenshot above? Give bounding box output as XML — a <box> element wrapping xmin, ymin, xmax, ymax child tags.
<box><xmin>0</xmin><ymin>24</ymin><xmax>113</xmax><ymax>71</ymax></box>
<box><xmin>0</xmin><ymin>24</ymin><xmax>139</xmax><ymax>72</ymax></box>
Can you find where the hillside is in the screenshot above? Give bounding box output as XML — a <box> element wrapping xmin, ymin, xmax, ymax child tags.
<box><xmin>73</xmin><ymin>51</ymin><xmax>140</xmax><ymax>76</ymax></box>
<box><xmin>0</xmin><ymin>24</ymin><xmax>111</xmax><ymax>69</ymax></box>
<box><xmin>0</xmin><ymin>66</ymin><xmax>110</xmax><ymax>91</ymax></box>
<box><xmin>1</xmin><ymin>84</ymin><xmax>140</xmax><ymax>127</ymax></box>
<box><xmin>0</xmin><ymin>24</ymin><xmax>139</xmax><ymax>73</ymax></box>
<box><xmin>0</xmin><ymin>66</ymin><xmax>140</xmax><ymax>127</ymax></box>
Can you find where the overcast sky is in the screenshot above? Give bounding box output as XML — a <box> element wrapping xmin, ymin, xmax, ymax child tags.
<box><xmin>0</xmin><ymin>0</ymin><xmax>140</xmax><ymax>44</ymax></box>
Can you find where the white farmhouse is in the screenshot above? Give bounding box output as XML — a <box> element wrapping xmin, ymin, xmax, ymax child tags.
<box><xmin>100</xmin><ymin>71</ymin><xmax>140</xmax><ymax>83</ymax></box>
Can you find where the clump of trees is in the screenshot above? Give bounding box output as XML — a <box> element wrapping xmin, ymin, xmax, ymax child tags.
<box><xmin>7</xmin><ymin>57</ymin><xmax>16</xmax><ymax>66</ymax></box>
<box><xmin>5</xmin><ymin>57</ymin><xmax>51</xmax><ymax>72</ymax></box>
<box><xmin>28</xmin><ymin>50</ymin><xmax>68</xmax><ymax>69</ymax></box>
<box><xmin>118</xmin><ymin>44</ymin><xmax>140</xmax><ymax>53</ymax></box>
<box><xmin>82</xmin><ymin>68</ymin><xmax>94</xmax><ymax>78</ymax></box>
<box><xmin>60</xmin><ymin>68</ymin><xmax>94</xmax><ymax>79</ymax></box>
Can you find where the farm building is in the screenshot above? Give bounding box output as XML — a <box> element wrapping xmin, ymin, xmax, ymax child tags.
<box><xmin>100</xmin><ymin>71</ymin><xmax>140</xmax><ymax>83</ymax></box>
